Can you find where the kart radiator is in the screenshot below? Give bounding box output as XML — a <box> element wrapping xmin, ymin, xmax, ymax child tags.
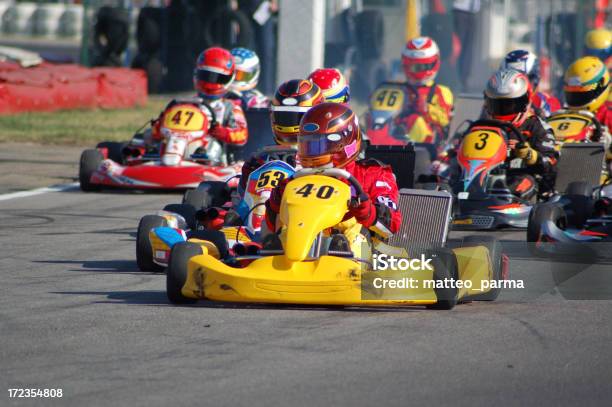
<box><xmin>389</xmin><ymin>189</ymin><xmax>453</xmax><ymax>255</ymax></box>
<box><xmin>365</xmin><ymin>144</ymin><xmax>416</xmax><ymax>189</ymax></box>
<box><xmin>555</xmin><ymin>143</ymin><xmax>605</xmax><ymax>193</ymax></box>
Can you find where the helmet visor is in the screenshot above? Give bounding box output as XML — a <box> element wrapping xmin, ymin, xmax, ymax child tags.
<box><xmin>196</xmin><ymin>69</ymin><xmax>233</xmax><ymax>86</ymax></box>
<box><xmin>565</xmin><ymin>81</ymin><xmax>607</xmax><ymax>107</ymax></box>
<box><xmin>235</xmin><ymin>69</ymin><xmax>258</xmax><ymax>83</ymax></box>
<box><xmin>271</xmin><ymin>111</ymin><xmax>306</xmax><ymax>128</ymax></box>
<box><xmin>486</xmin><ymin>94</ymin><xmax>529</xmax><ymax>116</ymax></box>
<box><xmin>406</xmin><ymin>61</ymin><xmax>437</xmax><ymax>73</ymax></box>
<box><xmin>298</xmin><ymin>133</ymin><xmax>343</xmax><ymax>157</ymax></box>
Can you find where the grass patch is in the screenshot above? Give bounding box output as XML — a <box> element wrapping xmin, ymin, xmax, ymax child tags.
<box><xmin>0</xmin><ymin>97</ymin><xmax>168</xmax><ymax>146</ymax></box>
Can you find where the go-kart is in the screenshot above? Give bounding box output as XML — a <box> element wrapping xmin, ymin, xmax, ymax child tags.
<box><xmin>363</xmin><ymin>81</ymin><xmax>446</xmax><ymax>178</ymax></box>
<box><xmin>135</xmin><ymin>157</ymin><xmax>296</xmax><ymax>272</ymax></box>
<box><xmin>449</xmin><ymin>119</ymin><xmax>534</xmax><ymax>230</ymax></box>
<box><xmin>546</xmin><ymin>109</ymin><xmax>605</xmax><ymax>145</ymax></box>
<box><xmin>165</xmin><ymin>167</ymin><xmax>508</xmax><ymax>309</ymax></box>
<box><xmin>79</xmin><ymin>99</ymin><xmax>242</xmax><ymax>191</ymax></box>
<box><xmin>527</xmin><ymin>180</ymin><xmax>612</xmax><ymax>256</ymax></box>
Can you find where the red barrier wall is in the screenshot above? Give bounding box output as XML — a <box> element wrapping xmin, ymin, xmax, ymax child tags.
<box><xmin>0</xmin><ymin>63</ymin><xmax>147</xmax><ymax>114</ymax></box>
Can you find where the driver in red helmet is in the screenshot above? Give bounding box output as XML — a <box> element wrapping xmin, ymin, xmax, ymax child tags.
<box><xmin>265</xmin><ymin>103</ymin><xmax>401</xmax><ymax>244</ymax></box>
<box><xmin>308</xmin><ymin>68</ymin><xmax>351</xmax><ymax>106</ymax></box>
<box><xmin>145</xmin><ymin>47</ymin><xmax>248</xmax><ymax>156</ymax></box>
<box><xmin>397</xmin><ymin>36</ymin><xmax>454</xmax><ymax>141</ymax></box>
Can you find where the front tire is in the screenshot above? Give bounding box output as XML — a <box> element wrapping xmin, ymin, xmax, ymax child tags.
<box><xmin>527</xmin><ymin>203</ymin><xmax>567</xmax><ymax>243</ymax></box>
<box><xmin>167</xmin><ymin>242</ymin><xmax>202</xmax><ymax>304</ymax></box>
<box><xmin>79</xmin><ymin>149</ymin><xmax>103</xmax><ymax>192</ymax></box>
<box><xmin>425</xmin><ymin>248</ymin><xmax>458</xmax><ymax>310</ymax></box>
<box><xmin>136</xmin><ymin>215</ymin><xmax>167</xmax><ymax>272</ymax></box>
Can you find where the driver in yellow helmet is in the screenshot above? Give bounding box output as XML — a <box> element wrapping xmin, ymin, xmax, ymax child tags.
<box><xmin>585</xmin><ymin>28</ymin><xmax>611</xmax><ymax>71</ymax></box>
<box><xmin>563</xmin><ymin>56</ymin><xmax>611</xmax><ymax>138</ymax></box>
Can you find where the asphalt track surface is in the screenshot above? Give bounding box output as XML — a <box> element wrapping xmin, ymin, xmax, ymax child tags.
<box><xmin>1</xmin><ymin>186</ymin><xmax>612</xmax><ymax>407</ymax></box>
<box><xmin>2</xmin><ymin>96</ymin><xmax>611</xmax><ymax>406</ymax></box>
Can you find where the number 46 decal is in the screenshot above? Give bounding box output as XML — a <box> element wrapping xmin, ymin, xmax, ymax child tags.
<box><xmin>296</xmin><ymin>184</ymin><xmax>335</xmax><ymax>199</ymax></box>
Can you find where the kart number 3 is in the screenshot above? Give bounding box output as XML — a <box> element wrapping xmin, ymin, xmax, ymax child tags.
<box><xmin>295</xmin><ymin>183</ymin><xmax>335</xmax><ymax>199</ymax></box>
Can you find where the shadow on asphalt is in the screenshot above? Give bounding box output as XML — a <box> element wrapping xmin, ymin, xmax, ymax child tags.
<box><xmin>34</xmin><ymin>259</ymin><xmax>145</xmax><ymax>274</ymax></box>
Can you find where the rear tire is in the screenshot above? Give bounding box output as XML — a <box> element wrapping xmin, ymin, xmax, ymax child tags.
<box><xmin>425</xmin><ymin>248</ymin><xmax>458</xmax><ymax>310</ymax></box>
<box><xmin>163</xmin><ymin>203</ymin><xmax>196</xmax><ymax>230</ymax></box>
<box><xmin>79</xmin><ymin>149</ymin><xmax>103</xmax><ymax>192</ymax></box>
<box><xmin>460</xmin><ymin>235</ymin><xmax>503</xmax><ymax>301</ymax></box>
<box><xmin>193</xmin><ymin>181</ymin><xmax>230</xmax><ymax>207</ymax></box>
<box><xmin>136</xmin><ymin>215</ymin><xmax>167</xmax><ymax>272</ymax></box>
<box><xmin>96</xmin><ymin>141</ymin><xmax>126</xmax><ymax>164</ymax></box>
<box><xmin>167</xmin><ymin>242</ymin><xmax>202</xmax><ymax>304</ymax></box>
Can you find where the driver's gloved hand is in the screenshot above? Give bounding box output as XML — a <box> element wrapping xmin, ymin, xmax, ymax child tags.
<box><xmin>346</xmin><ymin>197</ymin><xmax>375</xmax><ymax>226</ymax></box>
<box><xmin>515</xmin><ymin>142</ymin><xmax>538</xmax><ymax>165</ymax></box>
<box><xmin>265</xmin><ymin>178</ymin><xmax>290</xmax><ymax>215</ymax></box>
<box><xmin>210</xmin><ymin>125</ymin><xmax>231</xmax><ymax>144</ymax></box>
<box><xmin>239</xmin><ymin>156</ymin><xmax>265</xmax><ymax>191</ymax></box>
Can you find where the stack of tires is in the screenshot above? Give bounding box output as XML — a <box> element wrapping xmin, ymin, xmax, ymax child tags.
<box><xmin>326</xmin><ymin>8</ymin><xmax>386</xmax><ymax>103</ymax></box>
<box><xmin>91</xmin><ymin>7</ymin><xmax>130</xmax><ymax>67</ymax></box>
<box><xmin>131</xmin><ymin>7</ymin><xmax>164</xmax><ymax>94</ymax></box>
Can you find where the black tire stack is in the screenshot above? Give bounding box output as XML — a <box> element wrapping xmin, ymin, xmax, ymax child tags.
<box><xmin>91</xmin><ymin>6</ymin><xmax>130</xmax><ymax>67</ymax></box>
<box><xmin>131</xmin><ymin>7</ymin><xmax>164</xmax><ymax>94</ymax></box>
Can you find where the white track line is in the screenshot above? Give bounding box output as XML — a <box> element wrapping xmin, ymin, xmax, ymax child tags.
<box><xmin>0</xmin><ymin>182</ymin><xmax>80</xmax><ymax>202</ymax></box>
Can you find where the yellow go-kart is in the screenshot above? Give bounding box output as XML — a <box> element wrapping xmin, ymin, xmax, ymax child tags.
<box><xmin>166</xmin><ymin>168</ymin><xmax>508</xmax><ymax>309</ymax></box>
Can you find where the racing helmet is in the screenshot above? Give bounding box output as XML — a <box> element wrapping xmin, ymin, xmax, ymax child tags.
<box><xmin>271</xmin><ymin>79</ymin><xmax>324</xmax><ymax>146</ymax></box>
<box><xmin>308</xmin><ymin>68</ymin><xmax>350</xmax><ymax>104</ymax></box>
<box><xmin>563</xmin><ymin>56</ymin><xmax>610</xmax><ymax>112</ymax></box>
<box><xmin>584</xmin><ymin>29</ymin><xmax>611</xmax><ymax>63</ymax></box>
<box><xmin>501</xmin><ymin>49</ymin><xmax>540</xmax><ymax>89</ymax></box>
<box><xmin>194</xmin><ymin>47</ymin><xmax>235</xmax><ymax>99</ymax></box>
<box><xmin>402</xmin><ymin>36</ymin><xmax>440</xmax><ymax>85</ymax></box>
<box><xmin>230</xmin><ymin>47</ymin><xmax>260</xmax><ymax>92</ymax></box>
<box><xmin>484</xmin><ymin>68</ymin><xmax>532</xmax><ymax>126</ymax></box>
<box><xmin>298</xmin><ymin>103</ymin><xmax>361</xmax><ymax>169</ymax></box>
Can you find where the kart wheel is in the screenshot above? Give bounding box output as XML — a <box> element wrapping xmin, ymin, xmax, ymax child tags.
<box><xmin>96</xmin><ymin>141</ymin><xmax>126</xmax><ymax>164</ymax></box>
<box><xmin>79</xmin><ymin>149</ymin><xmax>103</xmax><ymax>192</ymax></box>
<box><xmin>167</xmin><ymin>242</ymin><xmax>202</xmax><ymax>304</ymax></box>
<box><xmin>566</xmin><ymin>181</ymin><xmax>592</xmax><ymax>197</ymax></box>
<box><xmin>565</xmin><ymin>181</ymin><xmax>593</xmax><ymax>227</ymax></box>
<box><xmin>191</xmin><ymin>181</ymin><xmax>230</xmax><ymax>208</ymax></box>
<box><xmin>190</xmin><ymin>229</ymin><xmax>230</xmax><ymax>259</ymax></box>
<box><xmin>527</xmin><ymin>203</ymin><xmax>567</xmax><ymax>243</ymax></box>
<box><xmin>461</xmin><ymin>235</ymin><xmax>503</xmax><ymax>301</ymax></box>
<box><xmin>136</xmin><ymin>215</ymin><xmax>168</xmax><ymax>272</ymax></box>
<box><xmin>163</xmin><ymin>203</ymin><xmax>196</xmax><ymax>230</ymax></box>
<box><xmin>425</xmin><ymin>248</ymin><xmax>458</xmax><ymax>310</ymax></box>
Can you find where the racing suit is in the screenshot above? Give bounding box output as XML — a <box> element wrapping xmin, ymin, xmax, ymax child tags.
<box><xmin>265</xmin><ymin>158</ymin><xmax>402</xmax><ymax>240</ymax></box>
<box><xmin>395</xmin><ymin>81</ymin><xmax>454</xmax><ymax>141</ymax></box>
<box><xmin>228</xmin><ymin>89</ymin><xmax>270</xmax><ymax>111</ymax></box>
<box><xmin>508</xmin><ymin>114</ymin><xmax>559</xmax><ymax>197</ymax></box>
<box><xmin>147</xmin><ymin>97</ymin><xmax>248</xmax><ymax>152</ymax></box>
<box><xmin>532</xmin><ymin>91</ymin><xmax>561</xmax><ymax>119</ymax></box>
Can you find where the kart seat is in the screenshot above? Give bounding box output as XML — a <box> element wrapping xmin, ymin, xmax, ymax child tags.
<box><xmin>365</xmin><ymin>144</ymin><xmax>416</xmax><ymax>189</ymax></box>
<box><xmin>555</xmin><ymin>143</ymin><xmax>605</xmax><ymax>193</ymax></box>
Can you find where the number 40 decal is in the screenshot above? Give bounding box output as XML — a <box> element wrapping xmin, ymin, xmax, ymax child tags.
<box><xmin>296</xmin><ymin>184</ymin><xmax>335</xmax><ymax>199</ymax></box>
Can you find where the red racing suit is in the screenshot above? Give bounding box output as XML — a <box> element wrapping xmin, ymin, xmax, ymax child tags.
<box><xmin>152</xmin><ymin>97</ymin><xmax>248</xmax><ymax>146</ymax></box>
<box><xmin>532</xmin><ymin>91</ymin><xmax>561</xmax><ymax>118</ymax></box>
<box><xmin>595</xmin><ymin>100</ymin><xmax>612</xmax><ymax>136</ymax></box>
<box><xmin>265</xmin><ymin>158</ymin><xmax>402</xmax><ymax>239</ymax></box>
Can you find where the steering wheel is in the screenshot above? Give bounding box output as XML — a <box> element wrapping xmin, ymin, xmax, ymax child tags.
<box><xmin>294</xmin><ymin>168</ymin><xmax>369</xmax><ymax>203</ymax></box>
<box><xmin>469</xmin><ymin>119</ymin><xmax>527</xmax><ymax>144</ymax></box>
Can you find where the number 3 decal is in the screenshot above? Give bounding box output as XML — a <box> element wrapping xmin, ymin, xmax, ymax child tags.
<box><xmin>474</xmin><ymin>133</ymin><xmax>489</xmax><ymax>150</ymax></box>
